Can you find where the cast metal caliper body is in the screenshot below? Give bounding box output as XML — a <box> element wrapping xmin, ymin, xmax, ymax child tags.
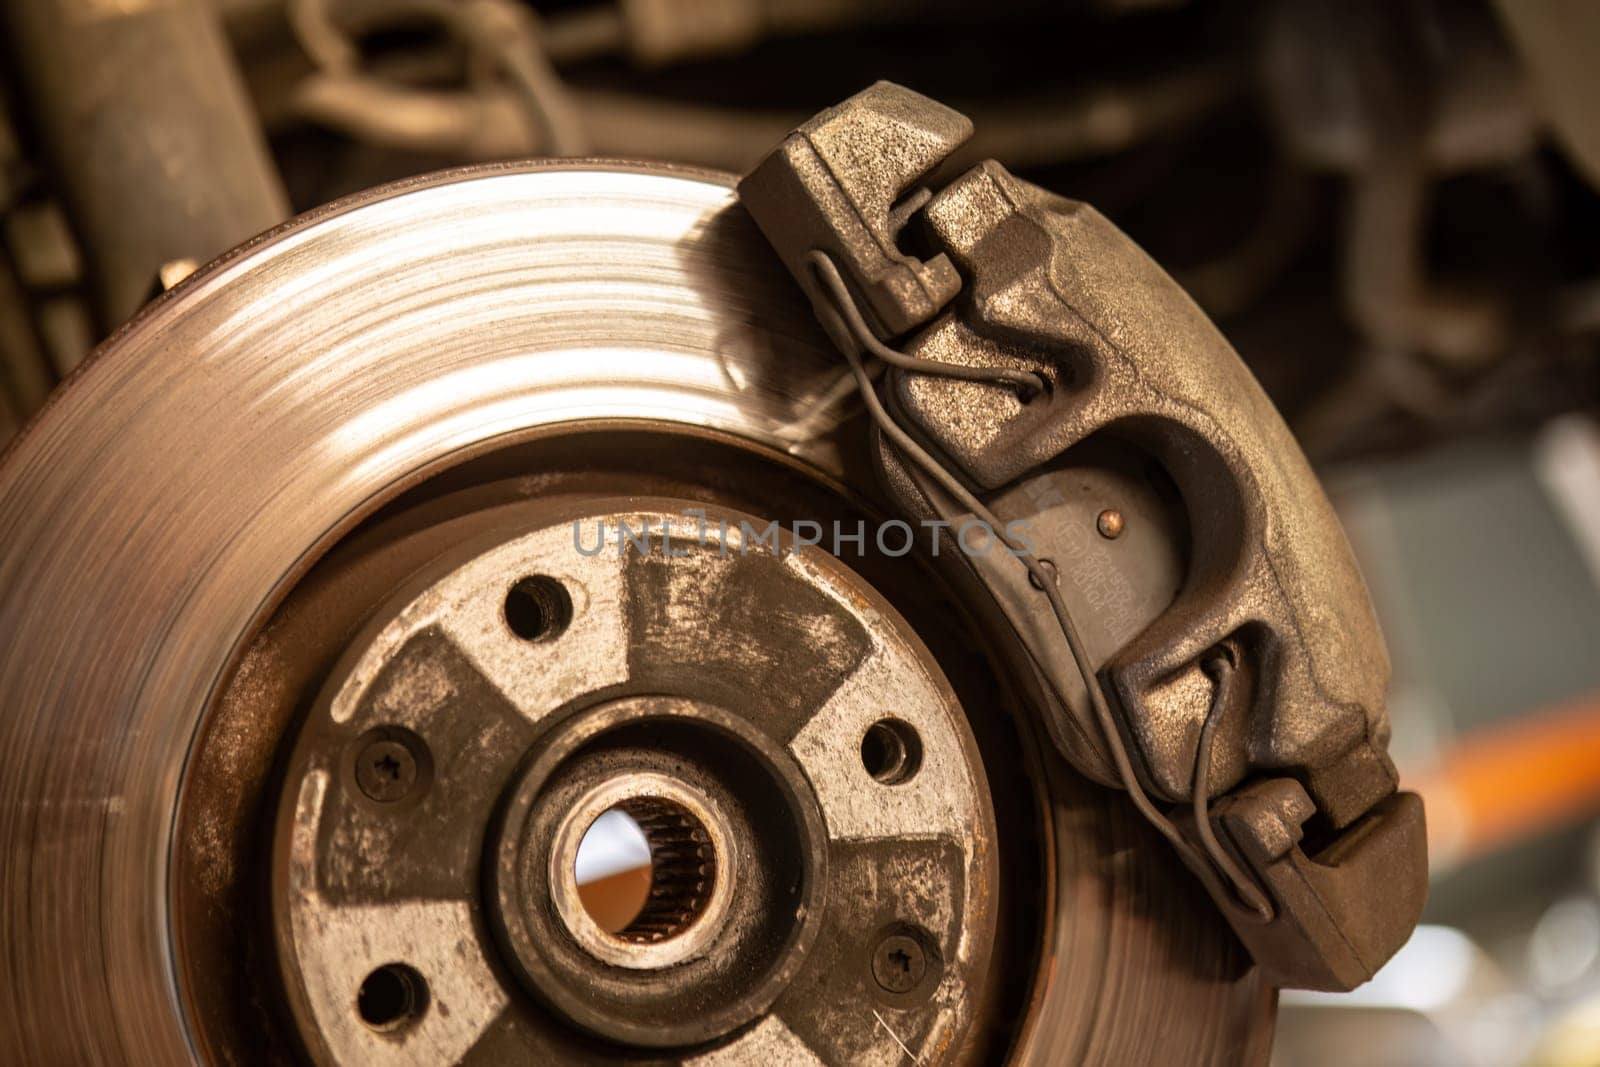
<box><xmin>738</xmin><ymin>82</ymin><xmax>1427</xmax><ymax>992</ymax></box>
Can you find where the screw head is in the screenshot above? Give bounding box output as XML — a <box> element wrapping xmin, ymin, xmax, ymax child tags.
<box><xmin>871</xmin><ymin>933</ymin><xmax>927</xmax><ymax>994</ymax></box>
<box><xmin>1096</xmin><ymin>508</ymin><xmax>1125</xmax><ymax>539</ymax></box>
<box><xmin>355</xmin><ymin>739</ymin><xmax>417</xmax><ymax>803</ymax></box>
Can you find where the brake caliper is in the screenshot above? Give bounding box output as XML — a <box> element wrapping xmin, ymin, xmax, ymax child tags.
<box><xmin>738</xmin><ymin>82</ymin><xmax>1427</xmax><ymax>992</ymax></box>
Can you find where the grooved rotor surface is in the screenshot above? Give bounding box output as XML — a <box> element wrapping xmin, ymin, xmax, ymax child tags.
<box><xmin>0</xmin><ymin>162</ymin><xmax>1271</xmax><ymax>1065</ymax></box>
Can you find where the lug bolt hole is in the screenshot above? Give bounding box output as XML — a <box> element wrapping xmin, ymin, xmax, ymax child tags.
<box><xmin>504</xmin><ymin>575</ymin><xmax>573</xmax><ymax>642</ymax></box>
<box><xmin>357</xmin><ymin>963</ymin><xmax>428</xmax><ymax>1032</ymax></box>
<box><xmin>860</xmin><ymin>718</ymin><xmax>922</xmax><ymax>785</ymax></box>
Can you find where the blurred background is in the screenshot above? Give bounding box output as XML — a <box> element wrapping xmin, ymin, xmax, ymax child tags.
<box><xmin>4</xmin><ymin>1</ymin><xmax>1600</xmax><ymax>1063</ymax></box>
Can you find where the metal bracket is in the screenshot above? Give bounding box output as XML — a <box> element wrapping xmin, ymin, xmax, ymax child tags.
<box><xmin>737</xmin><ymin>81</ymin><xmax>970</xmax><ymax>339</ymax></box>
<box><xmin>738</xmin><ymin>81</ymin><xmax>1428</xmax><ymax>991</ymax></box>
<box><xmin>1208</xmin><ymin>779</ymin><xmax>1428</xmax><ymax>991</ymax></box>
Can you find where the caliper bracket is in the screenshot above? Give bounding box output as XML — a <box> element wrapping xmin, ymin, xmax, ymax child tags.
<box><xmin>739</xmin><ymin>81</ymin><xmax>1427</xmax><ymax>992</ymax></box>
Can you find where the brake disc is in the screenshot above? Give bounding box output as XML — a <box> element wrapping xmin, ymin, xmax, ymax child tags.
<box><xmin>0</xmin><ymin>161</ymin><xmax>1280</xmax><ymax>1062</ymax></box>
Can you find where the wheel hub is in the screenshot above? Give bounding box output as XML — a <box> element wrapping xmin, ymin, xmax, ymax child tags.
<box><xmin>273</xmin><ymin>500</ymin><xmax>994</xmax><ymax>1060</ymax></box>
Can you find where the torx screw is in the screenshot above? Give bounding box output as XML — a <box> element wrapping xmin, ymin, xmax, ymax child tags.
<box><xmin>355</xmin><ymin>739</ymin><xmax>417</xmax><ymax>803</ymax></box>
<box><xmin>872</xmin><ymin>933</ymin><xmax>927</xmax><ymax>994</ymax></box>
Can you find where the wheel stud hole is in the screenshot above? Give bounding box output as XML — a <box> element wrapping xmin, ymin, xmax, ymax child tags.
<box><xmin>861</xmin><ymin>718</ymin><xmax>922</xmax><ymax>785</ymax></box>
<box><xmin>504</xmin><ymin>575</ymin><xmax>572</xmax><ymax>642</ymax></box>
<box><xmin>357</xmin><ymin>963</ymin><xmax>428</xmax><ymax>1032</ymax></box>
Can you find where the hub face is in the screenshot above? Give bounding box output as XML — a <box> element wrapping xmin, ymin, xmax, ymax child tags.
<box><xmin>272</xmin><ymin>499</ymin><xmax>996</xmax><ymax>1062</ymax></box>
<box><xmin>488</xmin><ymin>696</ymin><xmax>825</xmax><ymax>1046</ymax></box>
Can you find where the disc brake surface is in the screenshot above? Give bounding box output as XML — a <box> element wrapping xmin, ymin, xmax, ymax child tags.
<box><xmin>0</xmin><ymin>87</ymin><xmax>1416</xmax><ymax>1067</ymax></box>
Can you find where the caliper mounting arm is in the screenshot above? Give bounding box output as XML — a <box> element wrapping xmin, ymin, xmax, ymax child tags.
<box><xmin>738</xmin><ymin>82</ymin><xmax>1427</xmax><ymax>992</ymax></box>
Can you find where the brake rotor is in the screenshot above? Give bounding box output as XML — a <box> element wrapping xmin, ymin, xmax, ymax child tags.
<box><xmin>0</xmin><ymin>163</ymin><xmax>1272</xmax><ymax>1063</ymax></box>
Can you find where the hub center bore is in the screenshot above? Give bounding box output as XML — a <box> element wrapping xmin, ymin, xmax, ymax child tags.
<box><xmin>546</xmin><ymin>771</ymin><xmax>736</xmax><ymax>969</ymax></box>
<box><xmin>486</xmin><ymin>693</ymin><xmax>826</xmax><ymax>1048</ymax></box>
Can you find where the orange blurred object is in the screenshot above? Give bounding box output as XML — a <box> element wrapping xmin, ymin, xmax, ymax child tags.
<box><xmin>1413</xmin><ymin>688</ymin><xmax>1600</xmax><ymax>868</ymax></box>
